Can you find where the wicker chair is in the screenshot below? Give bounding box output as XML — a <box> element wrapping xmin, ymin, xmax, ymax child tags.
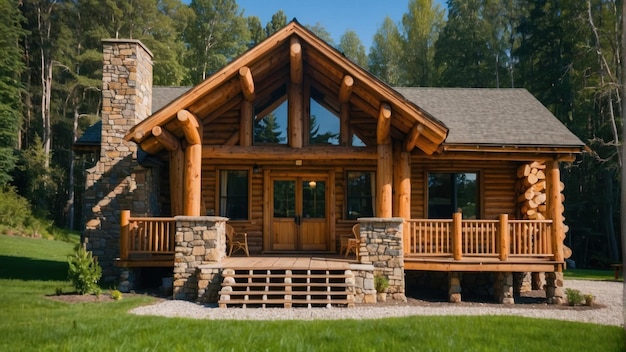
<box><xmin>225</xmin><ymin>224</ymin><xmax>249</xmax><ymax>256</ymax></box>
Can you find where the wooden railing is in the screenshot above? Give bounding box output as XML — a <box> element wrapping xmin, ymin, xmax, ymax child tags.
<box><xmin>406</xmin><ymin>213</ymin><xmax>555</xmax><ymax>261</ymax></box>
<box><xmin>119</xmin><ymin>210</ymin><xmax>176</xmax><ymax>261</ymax></box>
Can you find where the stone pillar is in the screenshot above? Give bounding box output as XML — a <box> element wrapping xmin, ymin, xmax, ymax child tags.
<box><xmin>358</xmin><ymin>218</ymin><xmax>406</xmax><ymax>302</ymax></box>
<box><xmin>83</xmin><ymin>39</ymin><xmax>155</xmax><ymax>284</ymax></box>
<box><xmin>545</xmin><ymin>271</ymin><xmax>565</xmax><ymax>304</ymax></box>
<box><xmin>494</xmin><ymin>272</ymin><xmax>515</xmax><ymax>304</ymax></box>
<box><xmin>448</xmin><ymin>272</ymin><xmax>462</xmax><ymax>303</ymax></box>
<box><xmin>173</xmin><ymin>216</ymin><xmax>227</xmax><ymax>301</ymax></box>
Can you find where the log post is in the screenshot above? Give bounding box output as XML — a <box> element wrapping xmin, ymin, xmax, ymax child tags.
<box><xmin>453</xmin><ymin>212</ymin><xmax>463</xmax><ymax>260</ymax></box>
<box><xmin>152</xmin><ymin>126</ymin><xmax>184</xmax><ymax>216</ymax></box>
<box><xmin>120</xmin><ymin>210</ymin><xmax>130</xmax><ymax>261</ymax></box>
<box><xmin>498</xmin><ymin>214</ymin><xmax>509</xmax><ymax>261</ymax></box>
<box><xmin>376</xmin><ymin>103</ymin><xmax>392</xmax><ymax>145</ymax></box>
<box><xmin>338</xmin><ymin>75</ymin><xmax>353</xmax><ymax>103</ymax></box>
<box><xmin>177</xmin><ymin>109</ymin><xmax>203</xmax><ymax>216</ymax></box>
<box><xmin>393</xmin><ymin>142</ymin><xmax>411</xmax><ymax>251</ymax></box>
<box><xmin>377</xmin><ymin>144</ymin><xmax>393</xmax><ymax>217</ymax></box>
<box><xmin>290</xmin><ymin>37</ymin><xmax>302</xmax><ymax>84</ymax></box>
<box><xmin>288</xmin><ymin>38</ymin><xmax>303</xmax><ymax>149</ymax></box>
<box><xmin>547</xmin><ymin>161</ymin><xmax>564</xmax><ymax>265</ymax></box>
<box><xmin>240</xmin><ymin>100</ymin><xmax>253</xmax><ymax>146</ymax></box>
<box><xmin>340</xmin><ymin>103</ymin><xmax>351</xmax><ymax>146</ymax></box>
<box><xmin>238</xmin><ymin>66</ymin><xmax>255</xmax><ymax>101</ymax></box>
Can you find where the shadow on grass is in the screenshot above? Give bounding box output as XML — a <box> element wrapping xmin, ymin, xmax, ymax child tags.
<box><xmin>0</xmin><ymin>255</ymin><xmax>67</xmax><ymax>281</ymax></box>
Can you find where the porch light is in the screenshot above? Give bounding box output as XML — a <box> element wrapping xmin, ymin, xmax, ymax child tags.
<box><xmin>253</xmin><ymin>164</ymin><xmax>260</xmax><ymax>174</ymax></box>
<box><xmin>309</xmin><ymin>181</ymin><xmax>316</xmax><ymax>189</ymax></box>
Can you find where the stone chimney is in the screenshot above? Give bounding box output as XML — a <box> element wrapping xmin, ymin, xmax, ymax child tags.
<box><xmin>83</xmin><ymin>39</ymin><xmax>157</xmax><ymax>284</ymax></box>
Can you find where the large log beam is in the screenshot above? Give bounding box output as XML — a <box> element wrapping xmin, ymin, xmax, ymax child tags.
<box><xmin>404</xmin><ymin>123</ymin><xmax>424</xmax><ymax>152</ymax></box>
<box><xmin>151</xmin><ymin>126</ymin><xmax>180</xmax><ymax>152</ymax></box>
<box><xmin>377</xmin><ymin>102</ymin><xmax>392</xmax><ymax>145</ymax></box>
<box><xmin>202</xmin><ymin>145</ymin><xmax>377</xmax><ymax>160</ymax></box>
<box><xmin>169</xmin><ymin>148</ymin><xmax>184</xmax><ymax>215</ymax></box>
<box><xmin>288</xmin><ymin>81</ymin><xmax>303</xmax><ymax>148</ymax></box>
<box><xmin>177</xmin><ymin>109</ymin><xmax>202</xmax><ymax>145</ymax></box>
<box><xmin>290</xmin><ymin>37</ymin><xmax>302</xmax><ymax>84</ymax></box>
<box><xmin>338</xmin><ymin>75</ymin><xmax>353</xmax><ymax>103</ymax></box>
<box><xmin>238</xmin><ymin>66</ymin><xmax>255</xmax><ymax>102</ymax></box>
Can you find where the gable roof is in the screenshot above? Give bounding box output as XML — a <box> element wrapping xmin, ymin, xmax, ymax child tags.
<box><xmin>395</xmin><ymin>88</ymin><xmax>584</xmax><ymax>148</ymax></box>
<box><xmin>125</xmin><ymin>20</ymin><xmax>448</xmax><ymax>155</ymax></box>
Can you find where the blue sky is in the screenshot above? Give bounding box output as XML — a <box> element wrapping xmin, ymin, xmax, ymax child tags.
<box><xmin>237</xmin><ymin>0</ymin><xmax>446</xmax><ymax>52</ymax></box>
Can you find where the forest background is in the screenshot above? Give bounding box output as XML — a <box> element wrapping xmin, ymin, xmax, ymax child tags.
<box><xmin>0</xmin><ymin>0</ymin><xmax>622</xmax><ymax>268</ymax></box>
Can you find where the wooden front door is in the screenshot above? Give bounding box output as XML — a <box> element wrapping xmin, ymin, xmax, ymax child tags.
<box><xmin>270</xmin><ymin>174</ymin><xmax>328</xmax><ymax>251</ymax></box>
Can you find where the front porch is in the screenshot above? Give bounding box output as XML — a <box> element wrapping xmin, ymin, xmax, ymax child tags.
<box><xmin>114</xmin><ymin>213</ymin><xmax>566</xmax><ymax>304</ymax></box>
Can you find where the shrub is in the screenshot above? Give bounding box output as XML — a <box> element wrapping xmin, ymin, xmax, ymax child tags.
<box><xmin>67</xmin><ymin>244</ymin><xmax>102</xmax><ymax>295</ymax></box>
<box><xmin>565</xmin><ymin>288</ymin><xmax>584</xmax><ymax>306</ymax></box>
<box><xmin>110</xmin><ymin>290</ymin><xmax>123</xmax><ymax>300</ymax></box>
<box><xmin>583</xmin><ymin>294</ymin><xmax>594</xmax><ymax>306</ymax></box>
<box><xmin>374</xmin><ymin>275</ymin><xmax>389</xmax><ymax>293</ymax></box>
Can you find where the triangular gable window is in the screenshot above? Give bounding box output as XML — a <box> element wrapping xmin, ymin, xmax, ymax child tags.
<box><xmin>309</xmin><ymin>99</ymin><xmax>339</xmax><ymax>146</ymax></box>
<box><xmin>254</xmin><ymin>101</ymin><xmax>288</xmax><ymax>145</ymax></box>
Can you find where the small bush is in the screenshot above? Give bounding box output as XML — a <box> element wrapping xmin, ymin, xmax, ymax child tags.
<box><xmin>67</xmin><ymin>244</ymin><xmax>102</xmax><ymax>295</ymax></box>
<box><xmin>110</xmin><ymin>290</ymin><xmax>123</xmax><ymax>300</ymax></box>
<box><xmin>583</xmin><ymin>294</ymin><xmax>594</xmax><ymax>306</ymax></box>
<box><xmin>565</xmin><ymin>288</ymin><xmax>584</xmax><ymax>306</ymax></box>
<box><xmin>374</xmin><ymin>275</ymin><xmax>389</xmax><ymax>293</ymax></box>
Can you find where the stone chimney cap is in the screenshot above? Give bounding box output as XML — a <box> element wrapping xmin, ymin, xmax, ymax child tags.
<box><xmin>101</xmin><ymin>38</ymin><xmax>153</xmax><ymax>58</ymax></box>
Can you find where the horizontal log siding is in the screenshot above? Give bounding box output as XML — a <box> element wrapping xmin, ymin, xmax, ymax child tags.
<box><xmin>411</xmin><ymin>159</ymin><xmax>517</xmax><ymax>220</ymax></box>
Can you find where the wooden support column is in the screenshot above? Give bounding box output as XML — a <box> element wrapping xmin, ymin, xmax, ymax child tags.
<box><xmin>239</xmin><ymin>66</ymin><xmax>254</xmax><ymax>147</ymax></box>
<box><xmin>177</xmin><ymin>109</ymin><xmax>203</xmax><ymax>216</ymax></box>
<box><xmin>120</xmin><ymin>210</ymin><xmax>130</xmax><ymax>261</ymax></box>
<box><xmin>393</xmin><ymin>142</ymin><xmax>411</xmax><ymax>251</ymax></box>
<box><xmin>289</xmin><ymin>37</ymin><xmax>303</xmax><ymax>148</ymax></box>
<box><xmin>377</xmin><ymin>103</ymin><xmax>393</xmax><ymax>218</ymax></box>
<box><xmin>152</xmin><ymin>126</ymin><xmax>183</xmax><ymax>216</ymax></box>
<box><xmin>339</xmin><ymin>74</ymin><xmax>354</xmax><ymax>146</ymax></box>
<box><xmin>452</xmin><ymin>212</ymin><xmax>463</xmax><ymax>260</ymax></box>
<box><xmin>546</xmin><ymin>160</ymin><xmax>564</xmax><ymax>265</ymax></box>
<box><xmin>498</xmin><ymin>214</ymin><xmax>509</xmax><ymax>261</ymax></box>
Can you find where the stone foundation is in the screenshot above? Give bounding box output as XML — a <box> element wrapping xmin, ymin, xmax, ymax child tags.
<box><xmin>358</xmin><ymin>217</ymin><xmax>407</xmax><ymax>302</ymax></box>
<box><xmin>173</xmin><ymin>216</ymin><xmax>227</xmax><ymax>300</ymax></box>
<box><xmin>494</xmin><ymin>272</ymin><xmax>514</xmax><ymax>304</ymax></box>
<box><xmin>545</xmin><ymin>271</ymin><xmax>565</xmax><ymax>304</ymax></box>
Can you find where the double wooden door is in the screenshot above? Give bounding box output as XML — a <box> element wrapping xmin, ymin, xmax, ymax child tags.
<box><xmin>270</xmin><ymin>173</ymin><xmax>328</xmax><ymax>251</ymax></box>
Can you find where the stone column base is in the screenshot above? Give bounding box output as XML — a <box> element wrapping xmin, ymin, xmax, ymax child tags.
<box><xmin>448</xmin><ymin>272</ymin><xmax>462</xmax><ymax>303</ymax></box>
<box><xmin>494</xmin><ymin>272</ymin><xmax>515</xmax><ymax>304</ymax></box>
<box><xmin>545</xmin><ymin>271</ymin><xmax>565</xmax><ymax>304</ymax></box>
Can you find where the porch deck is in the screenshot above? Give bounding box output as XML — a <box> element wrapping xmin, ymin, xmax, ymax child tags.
<box><xmin>222</xmin><ymin>256</ymin><xmax>353</xmax><ymax>270</ymax></box>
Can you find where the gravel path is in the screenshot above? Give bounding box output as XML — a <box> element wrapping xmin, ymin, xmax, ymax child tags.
<box><xmin>130</xmin><ymin>279</ymin><xmax>624</xmax><ymax>326</ymax></box>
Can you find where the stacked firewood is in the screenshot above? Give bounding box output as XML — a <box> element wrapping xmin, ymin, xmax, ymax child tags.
<box><xmin>515</xmin><ymin>161</ymin><xmax>565</xmax><ymax>225</ymax></box>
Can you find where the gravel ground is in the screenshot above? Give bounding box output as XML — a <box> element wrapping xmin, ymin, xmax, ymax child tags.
<box><xmin>130</xmin><ymin>279</ymin><xmax>624</xmax><ymax>326</ymax></box>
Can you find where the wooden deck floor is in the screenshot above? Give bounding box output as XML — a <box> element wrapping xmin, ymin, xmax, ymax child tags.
<box><xmin>222</xmin><ymin>256</ymin><xmax>352</xmax><ymax>270</ymax></box>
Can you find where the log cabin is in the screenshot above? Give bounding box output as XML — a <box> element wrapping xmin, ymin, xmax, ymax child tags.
<box><xmin>77</xmin><ymin>21</ymin><xmax>584</xmax><ymax>306</ymax></box>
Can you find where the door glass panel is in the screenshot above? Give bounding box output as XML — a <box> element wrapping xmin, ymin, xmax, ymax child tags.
<box><xmin>302</xmin><ymin>180</ymin><xmax>325</xmax><ymax>219</ymax></box>
<box><xmin>273</xmin><ymin>180</ymin><xmax>295</xmax><ymax>218</ymax></box>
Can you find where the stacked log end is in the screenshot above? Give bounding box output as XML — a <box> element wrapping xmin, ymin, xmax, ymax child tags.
<box><xmin>515</xmin><ymin>161</ymin><xmax>568</xmax><ymax>235</ymax></box>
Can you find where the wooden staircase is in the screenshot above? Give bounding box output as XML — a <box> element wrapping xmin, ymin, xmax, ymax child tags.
<box><xmin>218</xmin><ymin>268</ymin><xmax>355</xmax><ymax>308</ymax></box>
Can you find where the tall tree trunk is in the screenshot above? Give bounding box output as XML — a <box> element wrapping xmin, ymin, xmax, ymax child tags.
<box><xmin>620</xmin><ymin>2</ymin><xmax>626</xmax><ymax>330</ymax></box>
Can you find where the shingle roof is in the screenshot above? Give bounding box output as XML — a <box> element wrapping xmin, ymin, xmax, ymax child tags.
<box><xmin>77</xmin><ymin>86</ymin><xmax>585</xmax><ymax>150</ymax></box>
<box><xmin>394</xmin><ymin>88</ymin><xmax>584</xmax><ymax>147</ymax></box>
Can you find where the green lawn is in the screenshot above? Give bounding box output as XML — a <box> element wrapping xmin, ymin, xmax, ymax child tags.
<box><xmin>564</xmin><ymin>267</ymin><xmax>623</xmax><ymax>282</ymax></box>
<box><xmin>0</xmin><ymin>234</ymin><xmax>624</xmax><ymax>352</ymax></box>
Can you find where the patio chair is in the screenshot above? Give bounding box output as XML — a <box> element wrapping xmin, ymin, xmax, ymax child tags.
<box><xmin>225</xmin><ymin>224</ymin><xmax>249</xmax><ymax>257</ymax></box>
<box><xmin>340</xmin><ymin>224</ymin><xmax>360</xmax><ymax>259</ymax></box>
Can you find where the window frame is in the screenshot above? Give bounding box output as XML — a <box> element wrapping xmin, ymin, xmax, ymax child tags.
<box><xmin>344</xmin><ymin>170</ymin><xmax>376</xmax><ymax>220</ymax></box>
<box><xmin>217</xmin><ymin>168</ymin><xmax>251</xmax><ymax>221</ymax></box>
<box><xmin>425</xmin><ymin>170</ymin><xmax>482</xmax><ymax>219</ymax></box>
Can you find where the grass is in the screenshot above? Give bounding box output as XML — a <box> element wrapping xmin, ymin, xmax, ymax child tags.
<box><xmin>0</xmin><ymin>234</ymin><xmax>624</xmax><ymax>352</ymax></box>
<box><xmin>564</xmin><ymin>268</ymin><xmax>623</xmax><ymax>282</ymax></box>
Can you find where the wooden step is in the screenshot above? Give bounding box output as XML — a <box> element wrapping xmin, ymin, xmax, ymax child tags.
<box><xmin>222</xmin><ymin>282</ymin><xmax>352</xmax><ymax>288</ymax></box>
<box><xmin>218</xmin><ymin>298</ymin><xmax>355</xmax><ymax>308</ymax></box>
<box><xmin>219</xmin><ymin>290</ymin><xmax>351</xmax><ymax>296</ymax></box>
<box><xmin>229</xmin><ymin>273</ymin><xmax>351</xmax><ymax>280</ymax></box>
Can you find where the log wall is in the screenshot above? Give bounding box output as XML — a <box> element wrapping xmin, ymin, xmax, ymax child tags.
<box><xmin>194</xmin><ymin>158</ymin><xmax>520</xmax><ymax>254</ymax></box>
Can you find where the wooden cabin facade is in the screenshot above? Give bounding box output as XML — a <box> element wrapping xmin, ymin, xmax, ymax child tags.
<box><xmin>79</xmin><ymin>21</ymin><xmax>584</xmax><ymax>305</ymax></box>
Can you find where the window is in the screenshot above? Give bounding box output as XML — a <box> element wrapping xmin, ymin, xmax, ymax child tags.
<box><xmin>309</xmin><ymin>99</ymin><xmax>339</xmax><ymax>145</ymax></box>
<box><xmin>254</xmin><ymin>102</ymin><xmax>287</xmax><ymax>144</ymax></box>
<box><xmin>428</xmin><ymin>172</ymin><xmax>478</xmax><ymax>219</ymax></box>
<box><xmin>219</xmin><ymin>170</ymin><xmax>248</xmax><ymax>220</ymax></box>
<box><xmin>346</xmin><ymin>171</ymin><xmax>375</xmax><ymax>220</ymax></box>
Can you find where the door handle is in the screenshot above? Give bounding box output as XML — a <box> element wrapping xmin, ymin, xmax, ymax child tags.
<box><xmin>294</xmin><ymin>215</ymin><xmax>301</xmax><ymax>225</ymax></box>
